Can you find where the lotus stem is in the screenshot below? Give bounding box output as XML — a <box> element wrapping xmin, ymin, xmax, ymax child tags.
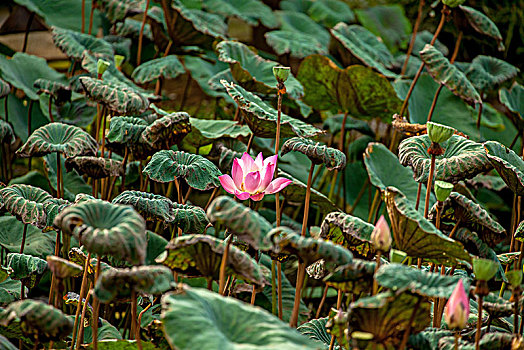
<box><xmin>277</xmin><ymin>261</ymin><xmax>283</xmax><ymax>320</ymax></box>
<box><xmin>81</xmin><ymin>0</ymin><xmax>86</xmax><ymax>33</ymax></box>
<box><xmin>290</xmin><ymin>262</ymin><xmax>306</xmax><ymax>328</ymax></box>
<box><xmin>271</xmin><ymin>260</ymin><xmax>277</xmax><ymax>315</ymax></box>
<box><xmin>204</xmin><ymin>187</ymin><xmax>219</xmax><ymax>211</ymax></box>
<box><xmin>137</xmin><ymin>299</ymin><xmax>154</xmax><ymax>330</ymax></box>
<box><xmin>274</xmin><ymin>83</ymin><xmax>284</xmax><ymax>317</ymax></box>
<box><xmin>372</xmin><ymin>251</ymin><xmax>382</xmax><ymax>295</ymax></box>
<box><xmin>22</xmin><ymin>12</ymin><xmax>35</xmax><ymax>53</ymax></box>
<box><xmin>401</xmin><ymin>0</ymin><xmax>425</xmax><ymax>75</ymax></box>
<box><xmin>137</xmin><ymin>0</ymin><xmax>150</xmax><ymax>66</ymax></box>
<box><xmin>20</xmin><ymin>223</ymin><xmax>28</xmax><ymax>254</ymax></box>
<box><xmin>173</xmin><ymin>177</ymin><xmax>182</xmax><ymax>204</ymax></box>
<box><xmin>368</xmin><ymin>190</ymin><xmax>380</xmax><ymax>223</ymax></box>
<box><xmin>455</xmin><ymin>332</ymin><xmax>460</xmax><ymax>350</ymax></box>
<box><xmin>475</xmin><ymin>294</ymin><xmax>483</xmax><ymax>350</ymax></box>
<box><xmin>120</xmin><ymin>147</ymin><xmax>129</xmax><ymax>192</ymax></box>
<box><xmin>328</xmin><ymin>290</ymin><xmax>343</xmax><ymax>350</ymax></box>
<box><xmin>251</xmin><ymin>251</ymin><xmax>260</xmax><ymax>305</ymax></box>
<box><xmin>415</xmin><ymin>182</ymin><xmax>422</xmax><ymax>210</ymax></box>
<box><xmin>246</xmin><ymin>133</ymin><xmax>254</xmax><ymax>153</ymax></box>
<box><xmin>218</xmin><ymin>233</ymin><xmax>232</xmax><ymax>295</ymax></box>
<box><xmin>424</xmin><ymin>154</ymin><xmax>436</xmax><ymax>218</ymax></box>
<box><xmin>316</xmin><ymin>285</ymin><xmax>329</xmax><ymax>318</ymax></box>
<box><xmin>400</xmin><ymin>297</ymin><xmax>422</xmax><ymax>350</ymax></box>
<box><xmin>207</xmin><ymin>277</ymin><xmax>213</xmax><ymax>291</ymax></box>
<box><xmin>155</xmin><ymin>77</ymin><xmax>163</xmax><ymax>96</ymax></box>
<box><xmin>179</xmin><ymin>72</ymin><xmax>192</xmax><ymax>111</ymax></box>
<box><xmin>20</xmin><ymin>281</ymin><xmax>24</xmax><ymax>300</ymax></box>
<box><xmin>48</xmin><ymin>95</ymin><xmax>54</xmax><ymax>122</ymax></box>
<box><xmin>476</xmin><ymin>103</ymin><xmax>484</xmax><ymax>129</ymax></box>
<box><xmin>92</xmin><ymin>257</ymin><xmax>102</xmax><ymax>350</ymax></box>
<box><xmin>131</xmin><ymin>290</ymin><xmax>142</xmax><ymax>350</ymax></box>
<box><xmin>183</xmin><ymin>187</ymin><xmax>192</xmax><ymax>203</ymax></box>
<box><xmin>348</xmin><ymin>178</ymin><xmax>368</xmax><ymax>215</ymax></box>
<box><xmin>514</xmin><ymin>291</ymin><xmax>520</xmax><ymax>334</ymax></box>
<box><xmin>76</xmin><ymin>287</ymin><xmax>93</xmax><ymax>350</ymax></box>
<box><xmin>27</xmin><ymin>99</ymin><xmax>34</xmax><ymax>172</ymax></box>
<box><xmin>56</xmin><ymin>152</ymin><xmax>62</xmax><ymax>199</ymax></box>
<box><xmin>71</xmin><ymin>252</ymin><xmax>92</xmax><ymax>350</ymax></box>
<box><xmin>88</xmin><ymin>0</ymin><xmax>95</xmax><ymax>35</ymax></box>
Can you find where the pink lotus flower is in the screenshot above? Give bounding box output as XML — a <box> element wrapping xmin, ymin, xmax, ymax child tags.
<box><xmin>371</xmin><ymin>215</ymin><xmax>392</xmax><ymax>251</ymax></box>
<box><xmin>444</xmin><ymin>279</ymin><xmax>470</xmax><ymax>329</ymax></box>
<box><xmin>218</xmin><ymin>152</ymin><xmax>292</xmax><ymax>201</ymax></box>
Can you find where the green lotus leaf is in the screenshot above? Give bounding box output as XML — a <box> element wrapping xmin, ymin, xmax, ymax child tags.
<box><xmin>375</xmin><ymin>263</ymin><xmax>469</xmax><ymax>298</ymax></box>
<box><xmin>184</xmin><ymin>118</ymin><xmax>251</xmax><ymax>149</ymax></box>
<box><xmin>65</xmin><ymin>156</ymin><xmax>122</xmax><ymax>179</ymax></box>
<box><xmin>330</xmin><ymin>23</ymin><xmax>396</xmax><ymax>78</ymax></box>
<box><xmin>210</xmin><ymin>141</ymin><xmax>246</xmax><ymax>173</ymax></box>
<box><xmin>51</xmin><ymin>26</ymin><xmax>114</xmax><ymax>62</ymax></box>
<box><xmin>484</xmin><ymin>140</ymin><xmax>524</xmax><ymax>195</ymax></box>
<box><xmin>222</xmin><ymin>81</ymin><xmax>323</xmax><ymax>139</ymax></box>
<box><xmin>33</xmin><ymin>79</ymin><xmax>71</xmax><ymax>104</ymax></box>
<box><xmin>0</xmin><ymin>120</ymin><xmax>14</xmax><ymax>145</ymax></box>
<box><xmin>0</xmin><ymin>299</ymin><xmax>73</xmax><ymax>342</ymax></box>
<box><xmin>407</xmin><ymin>328</ymin><xmax>453</xmax><ymax>350</ymax></box>
<box><xmin>80</xmin><ymin>339</ymin><xmax>158</xmax><ymax>349</ymax></box>
<box><xmin>0</xmin><ymin>334</ymin><xmax>16</xmax><ymax>350</ymax></box>
<box><xmin>0</xmin><ymin>279</ymin><xmax>22</xmax><ymax>306</ymax></box>
<box><xmin>132</xmin><ymin>56</ymin><xmax>185</xmax><ymax>84</ymax></box>
<box><xmin>322</xmin><ymin>259</ymin><xmax>375</xmax><ymax>294</ymax></box>
<box><xmin>322</xmin><ymin>114</ymin><xmax>374</xmax><ymax>138</ymax></box>
<box><xmin>281</xmin><ymin>137</ymin><xmax>346</xmax><ymax>171</ymax></box>
<box><xmin>161</xmin><ymin>285</ymin><xmax>319</xmax><ymax>350</ymax></box>
<box><xmin>419</xmin><ymin>44</ymin><xmax>481</xmax><ymax>107</ymax></box>
<box><xmin>307</xmin><ymin>0</ymin><xmax>354</xmax><ymax>27</ymax></box>
<box><xmin>7</xmin><ymin>253</ymin><xmax>47</xmax><ymax>288</ymax></box>
<box><xmin>78</xmin><ymin>77</ymin><xmax>149</xmax><ymax>115</ymax></box>
<box><xmin>459</xmin><ymin>5</ymin><xmax>504</xmax><ymax>51</ymax></box>
<box><xmin>0</xmin><ymin>216</ymin><xmax>55</xmax><ymax>259</ymax></box>
<box><xmin>499</xmin><ymin>84</ymin><xmax>523</xmax><ymax>118</ymax></box>
<box><xmin>16</xmin><ymin>122</ymin><xmax>97</xmax><ymax>158</ymax></box>
<box><xmin>207</xmin><ymin>196</ymin><xmax>273</xmax><ymax>250</ymax></box>
<box><xmin>384</xmin><ymin>187</ymin><xmax>471</xmax><ymax>264</ymax></box>
<box><xmin>46</xmin><ymin>255</ymin><xmax>82</xmax><ymax>279</ymax></box>
<box><xmin>265</xmin><ymin>30</ymin><xmax>327</xmax><ymax>59</ymax></box>
<box><xmin>438</xmin><ymin>332</ymin><xmax>517</xmax><ymax>350</ymax></box>
<box><xmin>203</xmin><ymin>0</ymin><xmax>277</xmax><ymax>28</ymax></box>
<box><xmin>0</xmin><ymin>184</ymin><xmax>52</xmax><ymax>228</ymax></box>
<box><xmin>104</xmin><ymin>35</ymin><xmax>131</xmax><ymax>60</ymax></box>
<box><xmin>465</xmin><ymin>56</ymin><xmax>519</xmax><ymax>93</ymax></box>
<box><xmin>483</xmin><ymin>293</ymin><xmax>514</xmax><ymax>318</ymax></box>
<box><xmin>278</xmin><ymin>10</ymin><xmax>330</xmax><ymax>43</ymax></box>
<box><xmin>0</xmin><ymin>79</ymin><xmax>9</xmax><ymax>98</ymax></box>
<box><xmin>298</xmin><ymin>317</ymin><xmax>340</xmax><ymax>350</ymax></box>
<box><xmin>115</xmin><ymin>18</ymin><xmax>152</xmax><ymax>40</ymax></box>
<box><xmin>96</xmin><ymin>0</ymin><xmax>143</xmax><ymax>23</ymax></box>
<box><xmin>216</xmin><ymin>41</ymin><xmax>304</xmax><ymax>99</ymax></box>
<box><xmin>141</xmin><ymin>112</ymin><xmax>191</xmax><ymax>148</ymax></box>
<box><xmin>106</xmin><ymin>116</ymin><xmax>148</xmax><ymax>146</ymax></box>
<box><xmin>157</xmin><ymin>234</ymin><xmax>266</xmax><ymax>288</ymax></box>
<box><xmin>143</xmin><ymin>150</ymin><xmax>222</xmax><ymax>190</ymax></box>
<box><xmin>412</xmin><ymin>30</ymin><xmax>449</xmax><ymax>57</ymax></box>
<box><xmin>94</xmin><ymin>265</ymin><xmax>173</xmax><ymax>303</ymax></box>
<box><xmin>297</xmin><ymin>55</ymin><xmax>401</xmax><ymax>121</ymax></box>
<box><xmin>398</xmin><ymin>135</ymin><xmax>492</xmax><ymax>183</ymax></box>
<box><xmin>54</xmin><ymin>201</ymin><xmax>147</xmax><ymax>265</ymax></box>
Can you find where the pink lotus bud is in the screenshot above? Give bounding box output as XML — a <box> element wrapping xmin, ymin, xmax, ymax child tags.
<box><xmin>371</xmin><ymin>215</ymin><xmax>392</xmax><ymax>251</ymax></box>
<box><xmin>444</xmin><ymin>279</ymin><xmax>470</xmax><ymax>329</ymax></box>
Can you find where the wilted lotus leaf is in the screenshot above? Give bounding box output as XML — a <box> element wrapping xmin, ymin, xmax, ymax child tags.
<box><xmin>0</xmin><ymin>78</ymin><xmax>10</xmax><ymax>98</ymax></box>
<box><xmin>132</xmin><ymin>56</ymin><xmax>185</xmax><ymax>84</ymax></box>
<box><xmin>62</xmin><ymin>292</ymin><xmax>96</xmax><ymax>328</ymax></box>
<box><xmin>419</xmin><ymin>45</ymin><xmax>481</xmax><ymax>106</ymax></box>
<box><xmin>203</xmin><ymin>0</ymin><xmax>277</xmax><ymax>28</ymax></box>
<box><xmin>459</xmin><ymin>5</ymin><xmax>504</xmax><ymax>51</ymax></box>
<box><xmin>216</xmin><ymin>41</ymin><xmax>304</xmax><ymax>99</ymax></box>
<box><xmin>0</xmin><ymin>185</ymin><xmax>51</xmax><ymax>228</ymax></box>
<box><xmin>46</xmin><ymin>255</ymin><xmax>82</xmax><ymax>279</ymax></box>
<box><xmin>297</xmin><ymin>55</ymin><xmax>401</xmax><ymax>121</ymax></box>
<box><xmin>7</xmin><ymin>253</ymin><xmax>47</xmax><ymax>289</ymax></box>
<box><xmin>384</xmin><ymin>187</ymin><xmax>471</xmax><ymax>264</ymax></box>
<box><xmin>143</xmin><ymin>150</ymin><xmax>222</xmax><ymax>190</ymax></box>
<box><xmin>54</xmin><ymin>201</ymin><xmax>147</xmax><ymax>265</ymax></box>
<box><xmin>65</xmin><ymin>156</ymin><xmax>123</xmax><ymax>179</ymax></box>
<box><xmin>222</xmin><ymin>81</ymin><xmax>323</xmax><ymax>139</ymax></box>
<box><xmin>141</xmin><ymin>112</ymin><xmax>191</xmax><ymax>148</ymax></box>
<box><xmin>97</xmin><ymin>0</ymin><xmax>143</xmax><ymax>23</ymax></box>
<box><xmin>330</xmin><ymin>23</ymin><xmax>396</xmax><ymax>78</ymax></box>
<box><xmin>207</xmin><ymin>196</ymin><xmax>273</xmax><ymax>250</ymax></box>
<box><xmin>346</xmin><ymin>291</ymin><xmax>430</xmax><ymax>346</ymax></box>
<box><xmin>497</xmin><ymin>252</ymin><xmax>520</xmax><ymax>267</ymax></box>
<box><xmin>78</xmin><ymin>76</ymin><xmax>149</xmax><ymax>115</ymax></box>
<box><xmin>279</xmin><ymin>171</ymin><xmax>337</xmax><ymax>213</ymax></box>
<box><xmin>94</xmin><ymin>265</ymin><xmax>173</xmax><ymax>302</ymax></box>
<box><xmin>33</xmin><ymin>79</ymin><xmax>71</xmax><ymax>104</ymax></box>
<box><xmin>320</xmin><ymin>212</ymin><xmax>374</xmax><ymax>258</ymax></box>
<box><xmin>281</xmin><ymin>137</ymin><xmax>346</xmax><ymax>171</ymax></box>
<box><xmin>51</xmin><ymin>26</ymin><xmax>114</xmax><ymax>62</ymax></box>
<box><xmin>398</xmin><ymin>135</ymin><xmax>491</xmax><ymax>183</ymax></box>
<box><xmin>265</xmin><ymin>30</ymin><xmax>327</xmax><ymax>59</ymax></box>
<box><xmin>484</xmin><ymin>141</ymin><xmax>524</xmax><ymax>195</ymax></box>
<box><xmin>161</xmin><ymin>286</ymin><xmax>319</xmax><ymax>350</ymax></box>
<box><xmin>465</xmin><ymin>56</ymin><xmax>519</xmax><ymax>93</ymax></box>
<box><xmin>515</xmin><ymin>221</ymin><xmax>524</xmax><ymax>243</ymax></box>
<box><xmin>391</xmin><ymin>114</ymin><xmax>427</xmax><ymax>137</ymax></box>
<box><xmin>0</xmin><ymin>120</ymin><xmax>15</xmax><ymax>145</ymax></box>
<box><xmin>323</xmin><ymin>259</ymin><xmax>376</xmax><ymax>294</ymax></box>
<box><xmin>157</xmin><ymin>234</ymin><xmax>266</xmax><ymax>288</ymax></box>
<box><xmin>185</xmin><ymin>118</ymin><xmax>251</xmax><ymax>149</ymax></box>
<box><xmin>0</xmin><ymin>299</ymin><xmax>73</xmax><ymax>341</ymax></box>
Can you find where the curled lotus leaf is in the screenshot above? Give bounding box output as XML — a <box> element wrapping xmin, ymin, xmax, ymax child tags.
<box><xmin>166</xmin><ymin>203</ymin><xmax>209</xmax><ymax>234</ymax></box>
<box><xmin>484</xmin><ymin>141</ymin><xmax>524</xmax><ymax>195</ymax></box>
<box><xmin>65</xmin><ymin>156</ymin><xmax>123</xmax><ymax>179</ymax></box>
<box><xmin>94</xmin><ymin>265</ymin><xmax>174</xmax><ymax>303</ymax></box>
<box><xmin>54</xmin><ymin>201</ymin><xmax>147</xmax><ymax>265</ymax></box>
<box><xmin>375</xmin><ymin>263</ymin><xmax>469</xmax><ymax>298</ymax></box>
<box><xmin>207</xmin><ymin>196</ymin><xmax>273</xmax><ymax>250</ymax></box>
<box><xmin>398</xmin><ymin>134</ymin><xmax>492</xmax><ymax>184</ymax></box>
<box><xmin>459</xmin><ymin>5</ymin><xmax>504</xmax><ymax>51</ymax></box>
<box><xmin>323</xmin><ymin>259</ymin><xmax>376</xmax><ymax>294</ymax></box>
<box><xmin>141</xmin><ymin>112</ymin><xmax>191</xmax><ymax>148</ymax></box>
<box><xmin>298</xmin><ymin>317</ymin><xmax>340</xmax><ymax>350</ymax></box>
<box><xmin>16</xmin><ymin>122</ymin><xmax>98</xmax><ymax>158</ymax></box>
<box><xmin>51</xmin><ymin>26</ymin><xmax>114</xmax><ymax>62</ymax></box>
<box><xmin>499</xmin><ymin>84</ymin><xmax>523</xmax><ymax>118</ymax></box>
<box><xmin>33</xmin><ymin>79</ymin><xmax>71</xmax><ymax>104</ymax></box>
<box><xmin>0</xmin><ymin>185</ymin><xmax>52</xmax><ymax>228</ymax></box>
<box><xmin>160</xmin><ymin>285</ymin><xmax>319</xmax><ymax>350</ymax></box>
<box><xmin>0</xmin><ymin>299</ymin><xmax>73</xmax><ymax>341</ymax></box>
<box><xmin>132</xmin><ymin>56</ymin><xmax>185</xmax><ymax>84</ymax></box>
<box><xmin>406</xmin><ymin>328</ymin><xmax>453</xmax><ymax>350</ymax></box>
<box><xmin>438</xmin><ymin>332</ymin><xmax>517</xmax><ymax>349</ymax></box>
<box><xmin>7</xmin><ymin>253</ymin><xmax>47</xmax><ymax>288</ymax></box>
<box><xmin>222</xmin><ymin>81</ymin><xmax>323</xmax><ymax>139</ymax></box>
<box><xmin>43</xmin><ymin>198</ymin><xmax>72</xmax><ymax>230</ymax></box>
<box><xmin>0</xmin><ymin>78</ymin><xmax>10</xmax><ymax>98</ymax></box>
<box><xmin>143</xmin><ymin>150</ymin><xmax>222</xmax><ymax>190</ymax></box>
<box><xmin>384</xmin><ymin>187</ymin><xmax>471</xmax><ymax>264</ymax></box>
<box><xmin>97</xmin><ymin>0</ymin><xmax>143</xmax><ymax>23</ymax></box>
<box><xmin>279</xmin><ymin>170</ymin><xmax>337</xmax><ymax>213</ymax></box>
<box><xmin>419</xmin><ymin>44</ymin><xmax>481</xmax><ymax>106</ymax></box>
<box><xmin>46</xmin><ymin>255</ymin><xmax>82</xmax><ymax>279</ymax></box>
<box><xmin>78</xmin><ymin>76</ymin><xmax>149</xmax><ymax>115</ymax></box>
<box><xmin>157</xmin><ymin>234</ymin><xmax>266</xmax><ymax>288</ymax></box>
<box><xmin>265</xmin><ymin>30</ymin><xmax>327</xmax><ymax>59</ymax></box>
<box><xmin>0</xmin><ymin>120</ymin><xmax>15</xmax><ymax>145</ymax></box>
<box><xmin>465</xmin><ymin>56</ymin><xmax>519</xmax><ymax>93</ymax></box>
<box><xmin>281</xmin><ymin>137</ymin><xmax>346</xmax><ymax>171</ymax></box>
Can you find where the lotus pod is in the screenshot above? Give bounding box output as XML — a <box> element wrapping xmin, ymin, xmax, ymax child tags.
<box><xmin>273</xmin><ymin>66</ymin><xmax>290</xmax><ymax>82</ymax></box>
<box><xmin>0</xmin><ymin>120</ymin><xmax>15</xmax><ymax>145</ymax></box>
<box><xmin>459</xmin><ymin>5</ymin><xmax>504</xmax><ymax>51</ymax></box>
<box><xmin>281</xmin><ymin>137</ymin><xmax>346</xmax><ymax>171</ymax></box>
<box><xmin>0</xmin><ymin>78</ymin><xmax>11</xmax><ymax>98</ymax></box>
<box><xmin>16</xmin><ymin>122</ymin><xmax>98</xmax><ymax>158</ymax></box>
<box><xmin>94</xmin><ymin>265</ymin><xmax>174</xmax><ymax>302</ymax></box>
<box><xmin>78</xmin><ymin>76</ymin><xmax>149</xmax><ymax>115</ymax></box>
<box><xmin>54</xmin><ymin>201</ymin><xmax>147</xmax><ymax>265</ymax></box>
<box><xmin>0</xmin><ymin>185</ymin><xmax>51</xmax><ymax>228</ymax></box>
<box><xmin>143</xmin><ymin>150</ymin><xmax>222</xmax><ymax>190</ymax></box>
<box><xmin>207</xmin><ymin>196</ymin><xmax>273</xmax><ymax>250</ymax></box>
<box><xmin>157</xmin><ymin>234</ymin><xmax>266</xmax><ymax>288</ymax></box>
<box><xmin>426</xmin><ymin>122</ymin><xmax>455</xmax><ymax>144</ymax></box>
<box><xmin>46</xmin><ymin>255</ymin><xmax>82</xmax><ymax>279</ymax></box>
<box><xmin>472</xmin><ymin>257</ymin><xmax>498</xmax><ymax>282</ymax></box>
<box><xmin>398</xmin><ymin>135</ymin><xmax>492</xmax><ymax>183</ymax></box>
<box><xmin>484</xmin><ymin>141</ymin><xmax>524</xmax><ymax>195</ymax></box>
<box><xmin>132</xmin><ymin>56</ymin><xmax>185</xmax><ymax>83</ymax></box>
<box><xmin>7</xmin><ymin>253</ymin><xmax>47</xmax><ymax>289</ymax></box>
<box><xmin>434</xmin><ymin>181</ymin><xmax>453</xmax><ymax>202</ymax></box>
<box><xmin>141</xmin><ymin>112</ymin><xmax>191</xmax><ymax>148</ymax></box>
<box><xmin>323</xmin><ymin>259</ymin><xmax>376</xmax><ymax>294</ymax></box>
<box><xmin>65</xmin><ymin>156</ymin><xmax>123</xmax><ymax>179</ymax></box>
<box><xmin>97</xmin><ymin>0</ymin><xmax>143</xmax><ymax>22</ymax></box>
<box><xmin>51</xmin><ymin>26</ymin><xmax>114</xmax><ymax>62</ymax></box>
<box><xmin>0</xmin><ymin>299</ymin><xmax>73</xmax><ymax>341</ymax></box>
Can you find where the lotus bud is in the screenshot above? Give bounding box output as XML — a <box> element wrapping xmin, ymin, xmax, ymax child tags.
<box><xmin>97</xmin><ymin>59</ymin><xmax>110</xmax><ymax>76</ymax></box>
<box><xmin>427</xmin><ymin>121</ymin><xmax>456</xmax><ymax>144</ymax></box>
<box><xmin>434</xmin><ymin>181</ymin><xmax>453</xmax><ymax>202</ymax></box>
<box><xmin>444</xmin><ymin>279</ymin><xmax>470</xmax><ymax>330</ymax></box>
<box><xmin>472</xmin><ymin>258</ymin><xmax>498</xmax><ymax>282</ymax></box>
<box><xmin>506</xmin><ymin>270</ymin><xmax>523</xmax><ymax>288</ymax></box>
<box><xmin>389</xmin><ymin>249</ymin><xmax>407</xmax><ymax>264</ymax></box>
<box><xmin>273</xmin><ymin>66</ymin><xmax>290</xmax><ymax>83</ymax></box>
<box><xmin>114</xmin><ymin>55</ymin><xmax>125</xmax><ymax>68</ymax></box>
<box><xmin>442</xmin><ymin>0</ymin><xmax>466</xmax><ymax>8</ymax></box>
<box><xmin>371</xmin><ymin>215</ymin><xmax>392</xmax><ymax>252</ymax></box>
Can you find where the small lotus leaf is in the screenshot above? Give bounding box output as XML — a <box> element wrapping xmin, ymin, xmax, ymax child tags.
<box><xmin>0</xmin><ymin>185</ymin><xmax>51</xmax><ymax>228</ymax></box>
<box><xmin>46</xmin><ymin>255</ymin><xmax>82</xmax><ymax>279</ymax></box>
<box><xmin>465</xmin><ymin>56</ymin><xmax>519</xmax><ymax>93</ymax></box>
<box><xmin>106</xmin><ymin>116</ymin><xmax>148</xmax><ymax>145</ymax></box>
<box><xmin>484</xmin><ymin>141</ymin><xmax>524</xmax><ymax>195</ymax></box>
<box><xmin>7</xmin><ymin>253</ymin><xmax>47</xmax><ymax>288</ymax></box>
<box><xmin>132</xmin><ymin>56</ymin><xmax>185</xmax><ymax>84</ymax></box>
<box><xmin>33</xmin><ymin>79</ymin><xmax>71</xmax><ymax>104</ymax></box>
<box><xmin>459</xmin><ymin>5</ymin><xmax>504</xmax><ymax>51</ymax></box>
<box><xmin>51</xmin><ymin>26</ymin><xmax>114</xmax><ymax>62</ymax></box>
<box><xmin>65</xmin><ymin>156</ymin><xmax>123</xmax><ymax>179</ymax></box>
<box><xmin>281</xmin><ymin>137</ymin><xmax>346</xmax><ymax>171</ymax></box>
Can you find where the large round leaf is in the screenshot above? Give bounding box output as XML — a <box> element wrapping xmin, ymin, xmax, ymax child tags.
<box><xmin>143</xmin><ymin>150</ymin><xmax>222</xmax><ymax>190</ymax></box>
<box><xmin>160</xmin><ymin>286</ymin><xmax>320</xmax><ymax>350</ymax></box>
<box><xmin>0</xmin><ymin>185</ymin><xmax>51</xmax><ymax>228</ymax></box>
<box><xmin>484</xmin><ymin>141</ymin><xmax>524</xmax><ymax>195</ymax></box>
<box><xmin>398</xmin><ymin>134</ymin><xmax>492</xmax><ymax>183</ymax></box>
<box><xmin>465</xmin><ymin>55</ymin><xmax>519</xmax><ymax>93</ymax></box>
<box><xmin>54</xmin><ymin>201</ymin><xmax>147</xmax><ymax>265</ymax></box>
<box><xmin>320</xmin><ymin>211</ymin><xmax>373</xmax><ymax>258</ymax></box>
<box><xmin>132</xmin><ymin>56</ymin><xmax>185</xmax><ymax>84</ymax></box>
<box><xmin>51</xmin><ymin>26</ymin><xmax>114</xmax><ymax>62</ymax></box>
<box><xmin>281</xmin><ymin>137</ymin><xmax>346</xmax><ymax>171</ymax></box>
<box><xmin>7</xmin><ymin>253</ymin><xmax>47</xmax><ymax>288</ymax></box>
<box><xmin>459</xmin><ymin>5</ymin><xmax>504</xmax><ymax>51</ymax></box>
<box><xmin>16</xmin><ymin>122</ymin><xmax>97</xmax><ymax>158</ymax></box>
<box><xmin>0</xmin><ymin>216</ymin><xmax>55</xmax><ymax>259</ymax></box>
<box><xmin>65</xmin><ymin>156</ymin><xmax>123</xmax><ymax>179</ymax></box>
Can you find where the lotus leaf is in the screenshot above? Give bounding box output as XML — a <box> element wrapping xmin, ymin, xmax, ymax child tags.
<box><xmin>398</xmin><ymin>134</ymin><xmax>491</xmax><ymax>183</ymax></box>
<box><xmin>141</xmin><ymin>112</ymin><xmax>191</xmax><ymax>148</ymax></box>
<box><xmin>277</xmin><ymin>10</ymin><xmax>330</xmax><ymax>44</ymax></box>
<box><xmin>322</xmin><ymin>259</ymin><xmax>376</xmax><ymax>294</ymax></box>
<box><xmin>132</xmin><ymin>56</ymin><xmax>185</xmax><ymax>84</ymax></box>
<box><xmin>184</xmin><ymin>118</ymin><xmax>251</xmax><ymax>149</ymax></box>
<box><xmin>322</xmin><ymin>114</ymin><xmax>374</xmax><ymax>138</ymax></box>
<box><xmin>0</xmin><ymin>79</ymin><xmax>9</xmax><ymax>98</ymax></box>
<box><xmin>407</xmin><ymin>328</ymin><xmax>453</xmax><ymax>350</ymax></box>
<box><xmin>438</xmin><ymin>332</ymin><xmax>517</xmax><ymax>349</ymax></box>
<box><xmin>459</xmin><ymin>5</ymin><xmax>504</xmax><ymax>51</ymax></box>
<box><xmin>0</xmin><ymin>216</ymin><xmax>55</xmax><ymax>259</ymax></box>
<box><xmin>0</xmin><ymin>334</ymin><xmax>16</xmax><ymax>350</ymax></box>
<box><xmin>265</xmin><ymin>30</ymin><xmax>327</xmax><ymax>59</ymax></box>
<box><xmin>33</xmin><ymin>79</ymin><xmax>71</xmax><ymax>104</ymax></box>
<box><xmin>106</xmin><ymin>116</ymin><xmax>148</xmax><ymax>145</ymax></box>
<box><xmin>46</xmin><ymin>255</ymin><xmax>82</xmax><ymax>279</ymax></box>
<box><xmin>278</xmin><ymin>171</ymin><xmax>337</xmax><ymax>213</ymax></box>
<box><xmin>0</xmin><ymin>120</ymin><xmax>14</xmax><ymax>145</ymax></box>
<box><xmin>7</xmin><ymin>253</ymin><xmax>47</xmax><ymax>288</ymax></box>
<box><xmin>281</xmin><ymin>137</ymin><xmax>346</xmax><ymax>171</ymax></box>
<box><xmin>0</xmin><ymin>279</ymin><xmax>22</xmax><ymax>306</ymax></box>
<box><xmin>483</xmin><ymin>293</ymin><xmax>515</xmax><ymax>318</ymax></box>
<box><xmin>465</xmin><ymin>56</ymin><xmax>519</xmax><ymax>93</ymax></box>
<box><xmin>499</xmin><ymin>84</ymin><xmax>523</xmax><ymax>117</ymax></box>
<box><xmin>65</xmin><ymin>156</ymin><xmax>123</xmax><ymax>179</ymax></box>
<box><xmin>96</xmin><ymin>0</ymin><xmax>143</xmax><ymax>23</ymax></box>
<box><xmin>54</xmin><ymin>201</ymin><xmax>147</xmax><ymax>265</ymax></box>
<box><xmin>484</xmin><ymin>141</ymin><xmax>524</xmax><ymax>195</ymax></box>
<box><xmin>0</xmin><ymin>184</ymin><xmax>51</xmax><ymax>228</ymax></box>
<box><xmin>319</xmin><ymin>212</ymin><xmax>374</xmax><ymax>258</ymax></box>
<box><xmin>51</xmin><ymin>26</ymin><xmax>114</xmax><ymax>62</ymax></box>
<box><xmin>307</xmin><ymin>0</ymin><xmax>354</xmax><ymax>27</ymax></box>
<box><xmin>298</xmin><ymin>317</ymin><xmax>340</xmax><ymax>350</ymax></box>
<box><xmin>115</xmin><ymin>18</ymin><xmax>153</xmax><ymax>40</ymax></box>
<box><xmin>203</xmin><ymin>0</ymin><xmax>277</xmax><ymax>28</ymax></box>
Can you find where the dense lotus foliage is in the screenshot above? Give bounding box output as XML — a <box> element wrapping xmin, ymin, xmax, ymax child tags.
<box><xmin>0</xmin><ymin>0</ymin><xmax>522</xmax><ymax>349</ymax></box>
